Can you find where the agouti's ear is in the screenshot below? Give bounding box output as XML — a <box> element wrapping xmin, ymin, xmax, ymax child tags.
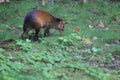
<box><xmin>56</xmin><ymin>18</ymin><xmax>68</xmax><ymax>24</ymax></box>
<box><xmin>56</xmin><ymin>18</ymin><xmax>62</xmax><ymax>22</ymax></box>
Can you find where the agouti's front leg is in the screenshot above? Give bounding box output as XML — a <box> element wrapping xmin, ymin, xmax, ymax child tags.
<box><xmin>44</xmin><ymin>27</ymin><xmax>50</xmax><ymax>37</ymax></box>
<box><xmin>21</xmin><ymin>26</ymin><xmax>30</xmax><ymax>39</ymax></box>
<box><xmin>34</xmin><ymin>28</ymin><xmax>40</xmax><ymax>41</ymax></box>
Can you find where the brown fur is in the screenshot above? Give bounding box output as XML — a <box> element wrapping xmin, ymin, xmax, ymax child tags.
<box><xmin>21</xmin><ymin>10</ymin><xmax>64</xmax><ymax>41</ymax></box>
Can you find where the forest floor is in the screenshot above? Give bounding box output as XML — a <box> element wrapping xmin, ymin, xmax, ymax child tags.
<box><xmin>0</xmin><ymin>0</ymin><xmax>120</xmax><ymax>80</ymax></box>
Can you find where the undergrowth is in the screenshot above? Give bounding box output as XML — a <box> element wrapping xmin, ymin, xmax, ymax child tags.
<box><xmin>0</xmin><ymin>0</ymin><xmax>120</xmax><ymax>80</ymax></box>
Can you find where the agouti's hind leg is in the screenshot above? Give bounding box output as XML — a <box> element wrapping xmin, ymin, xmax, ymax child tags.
<box><xmin>34</xmin><ymin>29</ymin><xmax>40</xmax><ymax>41</ymax></box>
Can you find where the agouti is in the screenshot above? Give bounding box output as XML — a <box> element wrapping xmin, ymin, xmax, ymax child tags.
<box><xmin>21</xmin><ymin>10</ymin><xmax>64</xmax><ymax>41</ymax></box>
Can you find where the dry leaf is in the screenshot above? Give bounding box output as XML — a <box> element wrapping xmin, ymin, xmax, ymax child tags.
<box><xmin>105</xmin><ymin>27</ymin><xmax>109</xmax><ymax>30</ymax></box>
<box><xmin>84</xmin><ymin>38</ymin><xmax>92</xmax><ymax>44</ymax></box>
<box><xmin>99</xmin><ymin>64</ymin><xmax>104</xmax><ymax>67</ymax></box>
<box><xmin>92</xmin><ymin>36</ymin><xmax>98</xmax><ymax>41</ymax></box>
<box><xmin>73</xmin><ymin>28</ymin><xmax>80</xmax><ymax>33</ymax></box>
<box><xmin>104</xmin><ymin>43</ymin><xmax>110</xmax><ymax>47</ymax></box>
<box><xmin>97</xmin><ymin>21</ymin><xmax>105</xmax><ymax>28</ymax></box>
<box><xmin>88</xmin><ymin>25</ymin><xmax>93</xmax><ymax>28</ymax></box>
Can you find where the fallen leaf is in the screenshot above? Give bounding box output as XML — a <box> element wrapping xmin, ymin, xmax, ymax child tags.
<box><xmin>88</xmin><ymin>25</ymin><xmax>93</xmax><ymax>28</ymax></box>
<box><xmin>84</xmin><ymin>38</ymin><xmax>92</xmax><ymax>44</ymax></box>
<box><xmin>73</xmin><ymin>28</ymin><xmax>80</xmax><ymax>33</ymax></box>
<box><xmin>104</xmin><ymin>43</ymin><xmax>110</xmax><ymax>47</ymax></box>
<box><xmin>96</xmin><ymin>21</ymin><xmax>105</xmax><ymax>28</ymax></box>
<box><xmin>99</xmin><ymin>63</ymin><xmax>104</xmax><ymax>67</ymax></box>
<box><xmin>33</xmin><ymin>49</ymin><xmax>39</xmax><ymax>53</ymax></box>
<box><xmin>92</xmin><ymin>36</ymin><xmax>98</xmax><ymax>41</ymax></box>
<box><xmin>105</xmin><ymin>27</ymin><xmax>109</xmax><ymax>30</ymax></box>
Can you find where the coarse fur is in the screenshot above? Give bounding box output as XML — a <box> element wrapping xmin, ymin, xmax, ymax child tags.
<box><xmin>21</xmin><ymin>10</ymin><xmax>64</xmax><ymax>41</ymax></box>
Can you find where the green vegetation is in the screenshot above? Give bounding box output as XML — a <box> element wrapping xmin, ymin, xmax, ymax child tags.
<box><xmin>0</xmin><ymin>0</ymin><xmax>120</xmax><ymax>80</ymax></box>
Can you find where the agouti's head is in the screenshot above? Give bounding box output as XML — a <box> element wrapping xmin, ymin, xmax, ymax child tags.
<box><xmin>56</xmin><ymin>18</ymin><xmax>64</xmax><ymax>33</ymax></box>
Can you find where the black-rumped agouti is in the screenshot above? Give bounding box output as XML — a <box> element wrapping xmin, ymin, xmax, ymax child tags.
<box><xmin>21</xmin><ymin>10</ymin><xmax>64</xmax><ymax>40</ymax></box>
